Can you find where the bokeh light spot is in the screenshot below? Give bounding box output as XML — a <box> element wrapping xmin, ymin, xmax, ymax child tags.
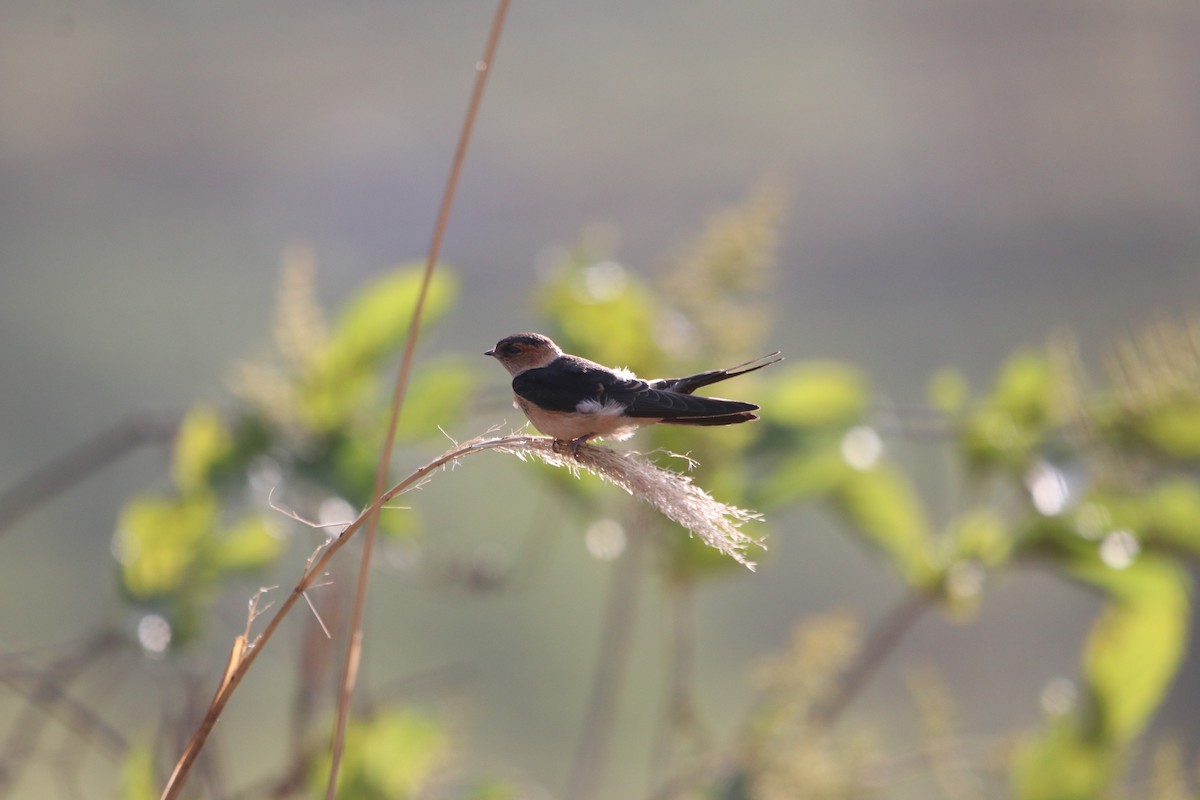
<box><xmin>1075</xmin><ymin>502</ymin><xmax>1110</xmax><ymax>540</ymax></box>
<box><xmin>585</xmin><ymin>518</ymin><xmax>626</xmax><ymax>561</ymax></box>
<box><xmin>840</xmin><ymin>425</ymin><xmax>883</xmax><ymax>471</ymax></box>
<box><xmin>319</xmin><ymin>496</ymin><xmax>357</xmax><ymax>539</ymax></box>
<box><xmin>1025</xmin><ymin>460</ymin><xmax>1070</xmax><ymax>516</ymax></box>
<box><xmin>946</xmin><ymin>561</ymin><xmax>985</xmax><ymax>600</ymax></box>
<box><xmin>1039</xmin><ymin>677</ymin><xmax>1077</xmax><ymax>716</ymax></box>
<box><xmin>583</xmin><ymin>261</ymin><xmax>627</xmax><ymax>301</ymax></box>
<box><xmin>137</xmin><ymin>613</ymin><xmax>172</xmax><ymax>656</ymax></box>
<box><xmin>1099</xmin><ymin>529</ymin><xmax>1139</xmax><ymax>570</ymax></box>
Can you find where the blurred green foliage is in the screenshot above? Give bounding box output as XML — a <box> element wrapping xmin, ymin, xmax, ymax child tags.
<box><xmin>309</xmin><ymin>710</ymin><xmax>452</xmax><ymax>799</ymax></box>
<box><xmin>118</xmin><ymin>745</ymin><xmax>159</xmax><ymax>800</ymax></box>
<box><xmin>113</xmin><ymin>254</ymin><xmax>470</xmax><ymax>649</ymax></box>
<box><xmin>524</xmin><ymin>187</ymin><xmax>1200</xmax><ymax>797</ymax></box>
<box><xmin>105</xmin><ymin>190</ymin><xmax>1200</xmax><ymax>799</ymax></box>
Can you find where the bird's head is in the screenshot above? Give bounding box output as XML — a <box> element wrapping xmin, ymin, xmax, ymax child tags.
<box><xmin>485</xmin><ymin>332</ymin><xmax>563</xmax><ymax>376</ymax></box>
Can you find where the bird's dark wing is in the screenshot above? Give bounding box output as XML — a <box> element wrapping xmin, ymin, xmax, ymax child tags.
<box><xmin>512</xmin><ymin>358</ymin><xmax>649</xmax><ymax>412</ymax></box>
<box><xmin>513</xmin><ymin>356</ymin><xmax>758</xmax><ymax>419</ymax></box>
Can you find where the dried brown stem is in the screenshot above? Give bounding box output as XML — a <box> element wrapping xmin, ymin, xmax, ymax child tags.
<box><xmin>160</xmin><ymin>434</ymin><xmax>762</xmax><ymax>799</ymax></box>
<box><xmin>161</xmin><ymin>436</ymin><xmax>517</xmax><ymax>800</ymax></box>
<box><xmin>324</xmin><ymin>2</ymin><xmax>511</xmax><ymax>796</ymax></box>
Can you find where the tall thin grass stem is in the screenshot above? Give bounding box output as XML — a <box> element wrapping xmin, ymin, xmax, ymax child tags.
<box><xmin>325</xmin><ymin>2</ymin><xmax>511</xmax><ymax>797</ymax></box>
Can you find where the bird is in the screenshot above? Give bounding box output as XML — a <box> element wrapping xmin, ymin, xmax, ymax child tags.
<box><xmin>485</xmin><ymin>332</ymin><xmax>781</xmax><ymax>454</ymax></box>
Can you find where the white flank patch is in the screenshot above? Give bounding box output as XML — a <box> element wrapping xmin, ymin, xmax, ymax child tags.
<box><xmin>611</xmin><ymin>366</ymin><xmax>638</xmax><ymax>381</ymax></box>
<box><xmin>576</xmin><ymin>398</ymin><xmax>627</xmax><ymax>415</ymax></box>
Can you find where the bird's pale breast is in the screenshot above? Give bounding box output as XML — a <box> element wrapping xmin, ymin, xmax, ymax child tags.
<box><xmin>514</xmin><ymin>395</ymin><xmax>653</xmax><ymax>441</ymax></box>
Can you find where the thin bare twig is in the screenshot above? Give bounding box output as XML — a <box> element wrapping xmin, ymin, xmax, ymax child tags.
<box><xmin>648</xmin><ymin>595</ymin><xmax>931</xmax><ymax>800</ymax></box>
<box><xmin>160</xmin><ymin>437</ymin><xmax>503</xmax><ymax>799</ymax></box>
<box><xmin>325</xmin><ymin>2</ymin><xmax>511</xmax><ymax>796</ymax></box>
<box><xmin>158</xmin><ymin>435</ymin><xmax>543</xmax><ymax>799</ymax></box>
<box><xmin>807</xmin><ymin>591</ymin><xmax>932</xmax><ymax>727</ymax></box>
<box><xmin>647</xmin><ymin>580</ymin><xmax>709</xmax><ymax>792</ymax></box>
<box><xmin>0</xmin><ymin>629</ymin><xmax>127</xmax><ymax>792</ymax></box>
<box><xmin>160</xmin><ymin>434</ymin><xmax>761</xmax><ymax>799</ymax></box>
<box><xmin>0</xmin><ymin>412</ymin><xmax>178</xmax><ymax>536</ymax></box>
<box><xmin>565</xmin><ymin>515</ymin><xmax>647</xmax><ymax>800</ymax></box>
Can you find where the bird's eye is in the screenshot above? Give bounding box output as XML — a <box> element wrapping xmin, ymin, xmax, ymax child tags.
<box><xmin>501</xmin><ymin>343</ymin><xmax>521</xmax><ymax>356</ymax></box>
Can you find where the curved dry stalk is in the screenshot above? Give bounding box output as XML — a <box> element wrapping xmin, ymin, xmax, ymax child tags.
<box><xmin>501</xmin><ymin>441</ymin><xmax>765</xmax><ymax>569</ymax></box>
<box><xmin>159</xmin><ymin>433</ymin><xmax>763</xmax><ymax>799</ymax></box>
<box><xmin>326</xmin><ymin>4</ymin><xmax>512</xmax><ymax>795</ymax></box>
<box><xmin>161</xmin><ymin>435</ymin><xmax>511</xmax><ymax>800</ymax></box>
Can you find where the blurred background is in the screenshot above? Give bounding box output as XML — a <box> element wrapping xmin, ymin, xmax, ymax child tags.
<box><xmin>2</xmin><ymin>1</ymin><xmax>1200</xmax><ymax>797</ymax></box>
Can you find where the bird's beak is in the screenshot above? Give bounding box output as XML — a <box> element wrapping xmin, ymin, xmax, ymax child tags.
<box><xmin>484</xmin><ymin>349</ymin><xmax>496</xmax><ymax>357</ymax></box>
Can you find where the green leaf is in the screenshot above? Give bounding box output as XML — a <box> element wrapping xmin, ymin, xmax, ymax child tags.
<box><xmin>328</xmin><ymin>432</ymin><xmax>386</xmax><ymax>505</ymax></box>
<box><xmin>754</xmin><ymin>445</ymin><xmax>849</xmax><ymax>507</ymax></box>
<box><xmin>762</xmin><ymin>363</ymin><xmax>867</xmax><ymax>428</ymax></box>
<box><xmin>1074</xmin><ymin>556</ymin><xmax>1189</xmax><ymax>742</ymax></box>
<box><xmin>210</xmin><ymin>513</ymin><xmax>283</xmax><ymax>574</ymax></box>
<box><xmin>397</xmin><ymin>362</ymin><xmax>475</xmax><ymax>443</ymax></box>
<box><xmin>1147</xmin><ymin>479</ymin><xmax>1200</xmax><ymax>551</ymax></box>
<box><xmin>962</xmin><ymin>408</ymin><xmax>1040</xmax><ymax>469</ymax></box>
<box><xmin>962</xmin><ymin>352</ymin><xmax>1058</xmax><ymax>469</ymax></box>
<box><xmin>297</xmin><ymin>367</ymin><xmax>377</xmax><ymax>433</ymax></box>
<box><xmin>1135</xmin><ymin>399</ymin><xmax>1200</xmax><ymax>459</ymax></box>
<box><xmin>311</xmin><ymin>709</ymin><xmax>451</xmax><ymax>799</ymax></box>
<box><xmin>117</xmin><ymin>744</ymin><xmax>159</xmax><ymax>800</ymax></box>
<box><xmin>1012</xmin><ymin>719</ymin><xmax>1117</xmax><ymax>800</ymax></box>
<box><xmin>949</xmin><ymin>509</ymin><xmax>1011</xmax><ymax>567</ymax></box>
<box><xmin>1086</xmin><ymin>480</ymin><xmax>1200</xmax><ymax>556</ymax></box>
<box><xmin>991</xmin><ymin>351</ymin><xmax>1055</xmax><ymax>425</ymax></box>
<box><xmin>116</xmin><ymin>494</ymin><xmax>216</xmax><ymax>599</ymax></box>
<box><xmin>323</xmin><ymin>265</ymin><xmax>457</xmax><ymax>378</ymax></box>
<box><xmin>172</xmin><ymin>404</ymin><xmax>232</xmax><ymax>492</ymax></box>
<box><xmin>537</xmin><ymin>263</ymin><xmax>662</xmax><ymax>372</ymax></box>
<box><xmin>378</xmin><ymin>504</ymin><xmax>420</xmax><ymax>540</ymax></box>
<box><xmin>830</xmin><ymin>464</ymin><xmax>935</xmax><ymax>587</ymax></box>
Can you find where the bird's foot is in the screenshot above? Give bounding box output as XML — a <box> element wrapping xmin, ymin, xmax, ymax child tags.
<box><xmin>550</xmin><ymin>436</ymin><xmax>593</xmax><ymax>460</ymax></box>
<box><xmin>564</xmin><ymin>435</ymin><xmax>592</xmax><ymax>460</ymax></box>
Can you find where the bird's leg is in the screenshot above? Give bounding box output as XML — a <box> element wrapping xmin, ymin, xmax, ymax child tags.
<box><xmin>568</xmin><ymin>434</ymin><xmax>593</xmax><ymax>460</ymax></box>
<box><xmin>550</xmin><ymin>437</ymin><xmax>587</xmax><ymax>458</ymax></box>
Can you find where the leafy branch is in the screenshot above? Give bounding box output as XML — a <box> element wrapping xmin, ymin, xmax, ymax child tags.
<box><xmin>159</xmin><ymin>434</ymin><xmax>764</xmax><ymax>798</ymax></box>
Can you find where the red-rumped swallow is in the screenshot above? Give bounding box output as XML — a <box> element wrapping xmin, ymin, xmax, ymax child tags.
<box><xmin>486</xmin><ymin>333</ymin><xmax>781</xmax><ymax>452</ymax></box>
